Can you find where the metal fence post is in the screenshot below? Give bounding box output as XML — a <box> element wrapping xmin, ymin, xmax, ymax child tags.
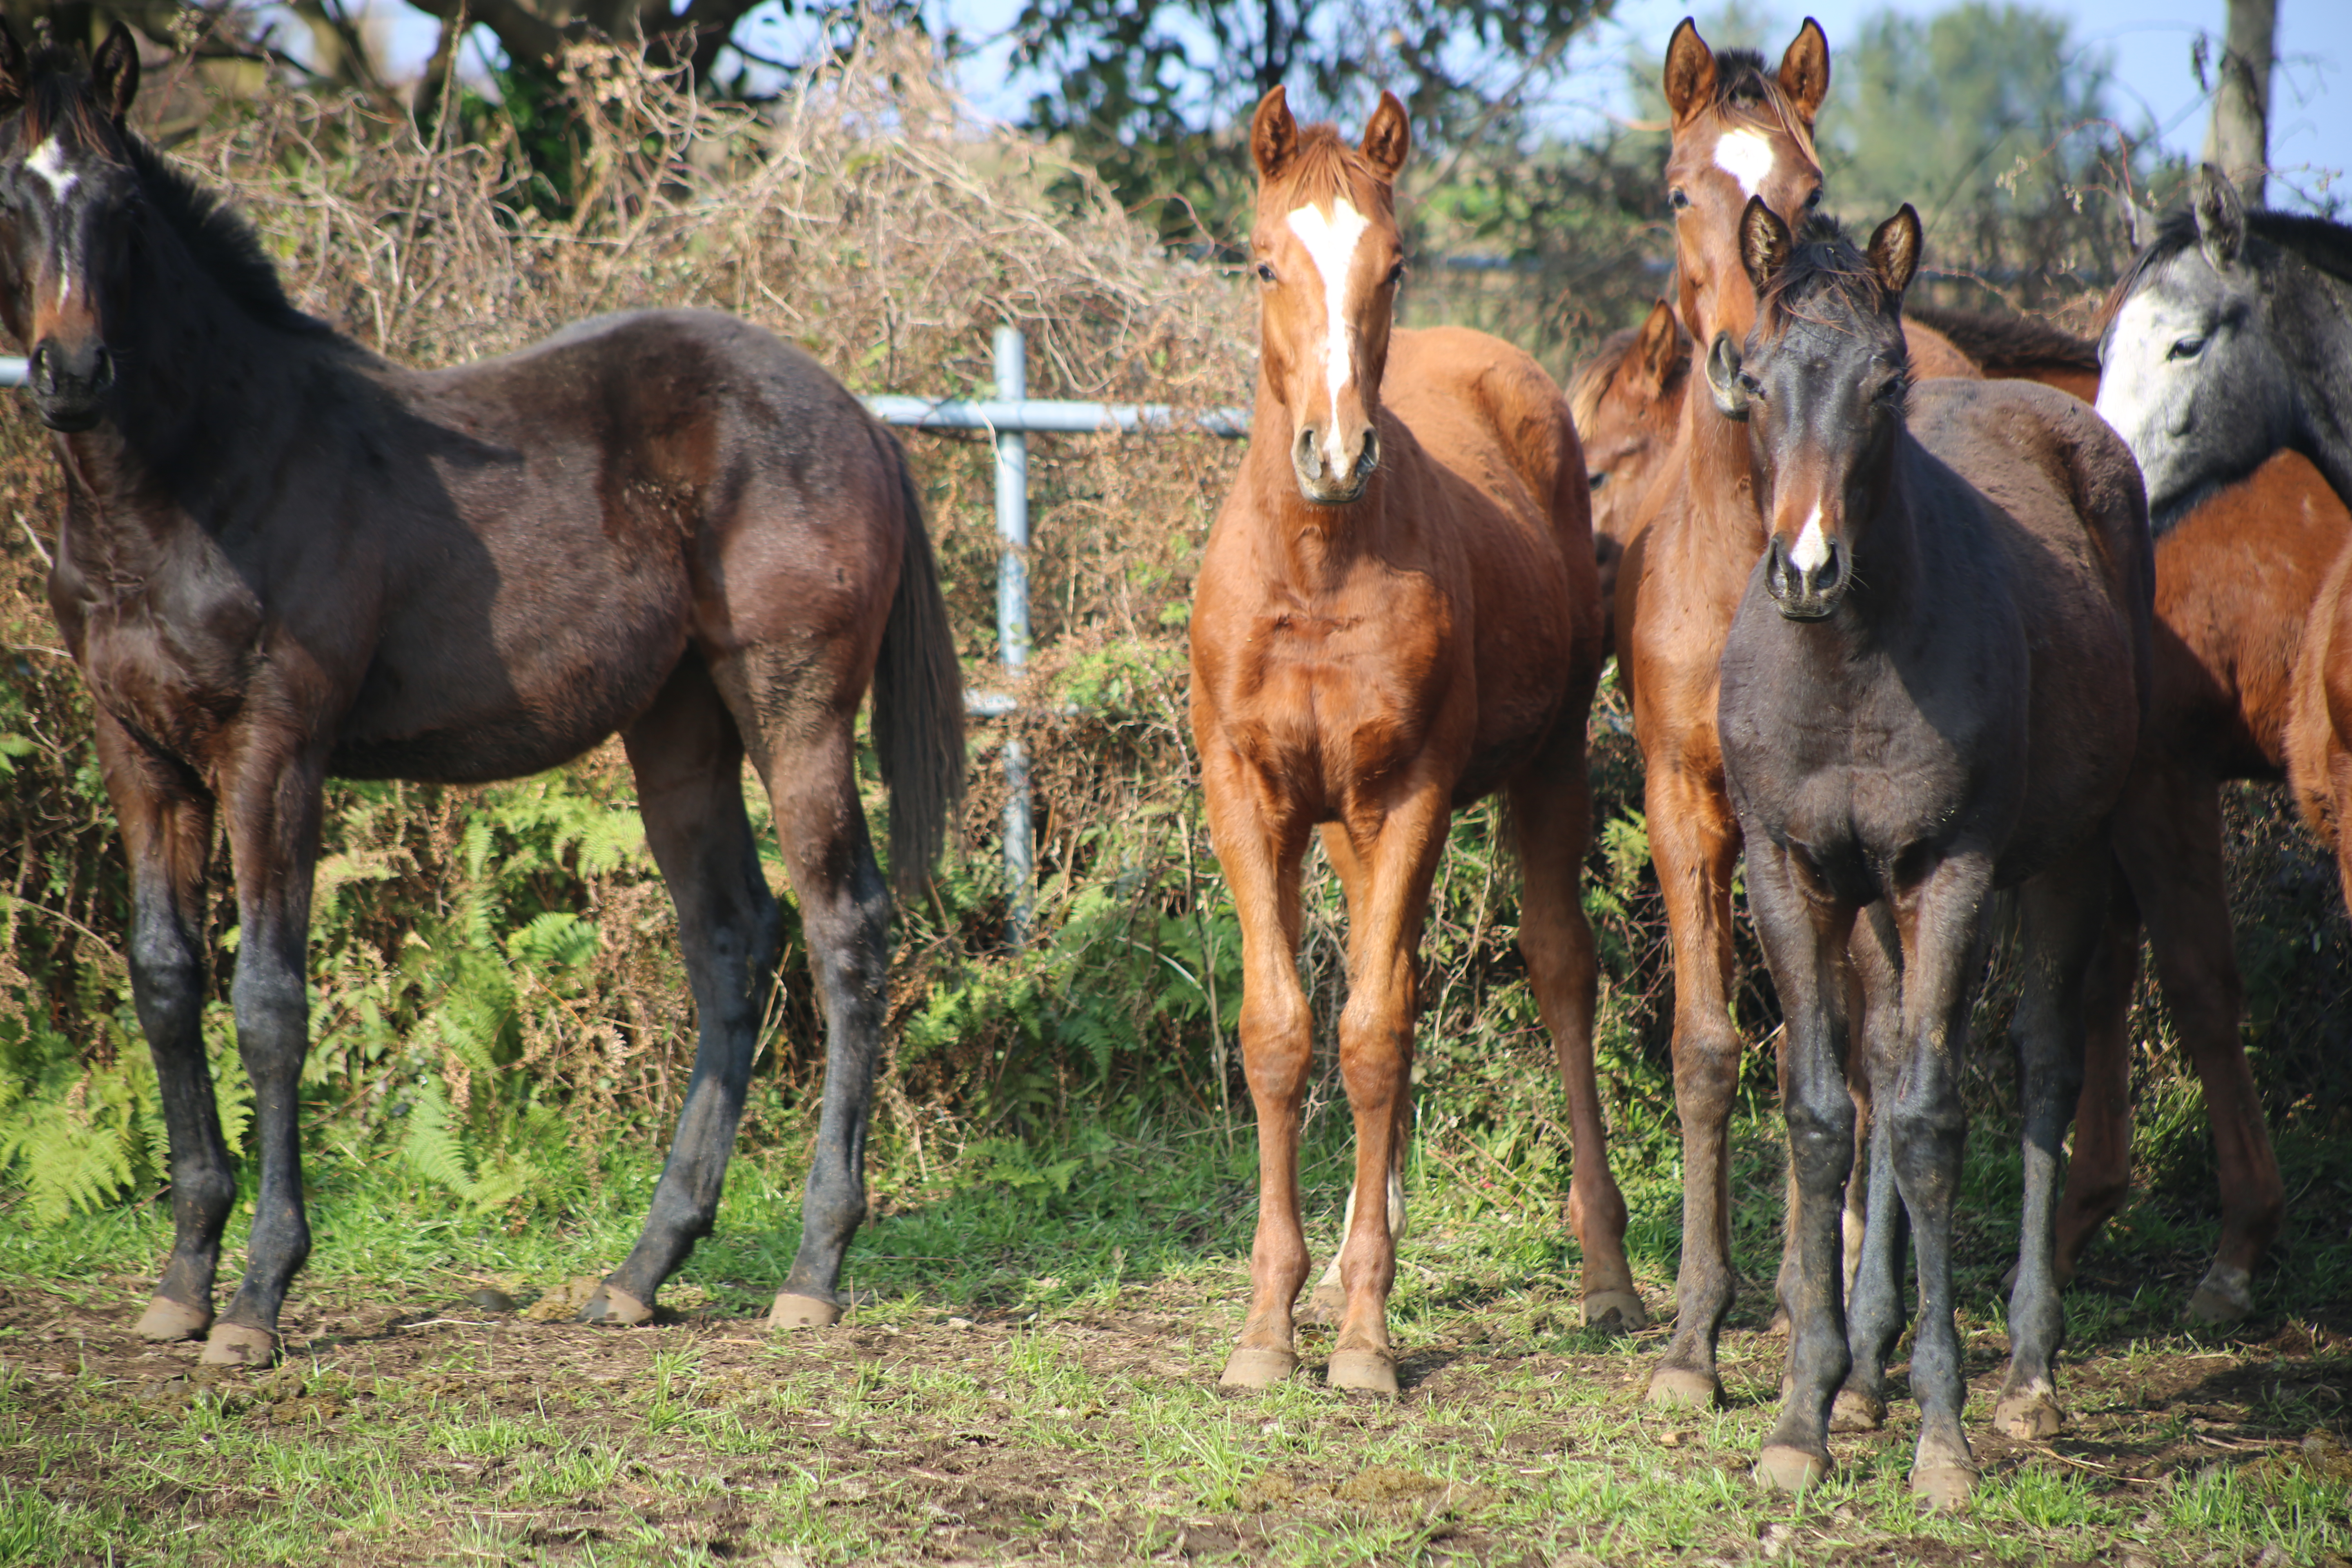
<box><xmin>993</xmin><ymin>327</ymin><xmax>1035</xmax><ymax>946</ymax></box>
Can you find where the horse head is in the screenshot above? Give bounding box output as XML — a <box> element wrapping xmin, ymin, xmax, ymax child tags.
<box><xmin>2096</xmin><ymin>165</ymin><xmax>2299</xmax><ymax>529</ymax></box>
<box><xmin>1247</xmin><ymin>85</ymin><xmax>1409</xmax><ymax>507</ymax></box>
<box><xmin>1570</xmin><ymin>298</ymin><xmax>1690</xmax><ymax>549</ymax></box>
<box><xmin>0</xmin><ymin>20</ymin><xmax>140</xmax><ymax>432</ymax></box>
<box><xmin>1662</xmin><ymin>16</ymin><xmax>1829</xmax><ymax>350</ymax></box>
<box><xmin>1708</xmin><ymin>198</ymin><xmax>1920</xmax><ymax>620</ymax></box>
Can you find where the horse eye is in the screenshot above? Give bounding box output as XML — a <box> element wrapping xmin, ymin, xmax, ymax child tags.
<box><xmin>2168</xmin><ymin>335</ymin><xmax>2207</xmax><ymax>361</ymax></box>
<box><xmin>1669</xmin><ymin>188</ymin><xmax>1690</xmax><ymax>212</ymax></box>
<box><xmin>1386</xmin><ymin>261</ymin><xmax>1406</xmax><ymax>287</ymax></box>
<box><xmin>1589</xmin><ymin>470</ymin><xmax>1609</xmax><ymax>492</ymax></box>
<box><xmin>1738</xmin><ymin>372</ymin><xmax>1764</xmax><ymax>398</ymax></box>
<box><xmin>1806</xmin><ymin>187</ymin><xmax>1823</xmax><ymax>209</ymax></box>
<box><xmin>1256</xmin><ymin>262</ymin><xmax>1276</xmax><ymax>284</ymax></box>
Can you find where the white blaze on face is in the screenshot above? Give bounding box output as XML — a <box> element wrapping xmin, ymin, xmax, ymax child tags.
<box><xmin>1789</xmin><ymin>502</ymin><xmax>1829</xmax><ymax>573</ymax></box>
<box><xmin>2094</xmin><ymin>274</ymin><xmax>2202</xmax><ymax>471</ymax></box>
<box><xmin>1713</xmin><ymin>128</ymin><xmax>1777</xmax><ymax>200</ymax></box>
<box><xmin>1285</xmin><ymin>198</ymin><xmax>1374</xmax><ymax>471</ymax></box>
<box><xmin>27</xmin><ymin>136</ymin><xmax>77</xmax><ymax>200</ymax></box>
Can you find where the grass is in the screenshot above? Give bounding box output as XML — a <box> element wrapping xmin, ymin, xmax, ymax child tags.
<box><xmin>0</xmin><ymin>1080</ymin><xmax>2348</xmax><ymax>1566</ymax></box>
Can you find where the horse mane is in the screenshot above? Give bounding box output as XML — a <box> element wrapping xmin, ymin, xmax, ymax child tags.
<box><xmin>1905</xmin><ymin>303</ymin><xmax>2098</xmax><ymax>378</ymax></box>
<box><xmin>2100</xmin><ymin>205</ymin><xmax>2352</xmax><ymax>332</ymax></box>
<box><xmin>1566</xmin><ymin>327</ymin><xmax>1641</xmax><ymax>436</ymax></box>
<box><xmin>1760</xmin><ymin>215</ymin><xmax>1896</xmax><ymax>330</ymax></box>
<box><xmin>1699</xmin><ymin>47</ymin><xmax>1821</xmax><ymax>167</ymax></box>
<box><xmin>16</xmin><ymin>43</ymin><xmax>336</xmax><ymax>341</ymax></box>
<box><xmin>1270</xmin><ymin>123</ymin><xmax>1396</xmax><ymax>217</ymax></box>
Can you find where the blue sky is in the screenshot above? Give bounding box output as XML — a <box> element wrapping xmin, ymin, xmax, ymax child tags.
<box><xmin>354</xmin><ymin>0</ymin><xmax>2347</xmax><ymax>203</ymax></box>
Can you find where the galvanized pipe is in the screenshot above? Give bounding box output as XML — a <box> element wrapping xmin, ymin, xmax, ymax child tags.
<box><xmin>992</xmin><ymin>327</ymin><xmax>1036</xmax><ymax>947</ymax></box>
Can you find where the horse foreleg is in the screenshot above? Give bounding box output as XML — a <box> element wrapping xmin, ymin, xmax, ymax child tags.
<box><xmin>2114</xmin><ymin>768</ymin><xmax>2279</xmax><ymax>1324</ymax></box>
<box><xmin>1201</xmin><ymin>739</ymin><xmax>1315</xmax><ymax>1389</ymax></box>
<box><xmin>1302</xmin><ymin>825</ymin><xmax>1379</xmax><ymax>1327</ymax></box>
<box><xmin>95</xmin><ymin>713</ymin><xmax>231</xmax><ymax>1345</ymax></box>
<box><xmin>590</xmin><ymin>664</ymin><xmax>784</xmax><ymax>1325</ymax></box>
<box><xmin>1743</xmin><ymin>840</ymin><xmax>1857</xmax><ymax>1494</ymax></box>
<box><xmin>1996</xmin><ymin>841</ymin><xmax>2107</xmax><ymax>1443</ymax></box>
<box><xmin>1834</xmin><ymin>903</ymin><xmax>1906</xmax><ymax>1434</ymax></box>
<box><xmin>1885</xmin><ymin>852</ymin><xmax>1996</xmax><ymax>1511</ymax></box>
<box><xmin>1508</xmin><ymin>752</ymin><xmax>1642</xmax><ymax>1330</ymax></box>
<box><xmin>206</xmin><ymin>736</ymin><xmax>329</xmax><ymax>1367</ymax></box>
<box><xmin>1643</xmin><ymin>762</ymin><xmax>1745</xmax><ymax>1409</ymax></box>
<box><xmin>1326</xmin><ymin>778</ymin><xmax>1450</xmax><ymax>1394</ymax></box>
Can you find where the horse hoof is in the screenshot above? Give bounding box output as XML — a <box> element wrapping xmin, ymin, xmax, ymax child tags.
<box><xmin>1298</xmin><ymin>1283</ymin><xmax>1348</xmax><ymax>1326</ymax></box>
<box><xmin>766</xmin><ymin>1292</ymin><xmax>843</xmax><ymax>1330</ymax></box>
<box><xmin>578</xmin><ymin>1285</ymin><xmax>655</xmax><ymax>1326</ymax></box>
<box><xmin>1647</xmin><ymin>1365</ymin><xmax>1723</xmax><ymax>1410</ymax></box>
<box><xmin>1582</xmin><ymin>1290</ymin><xmax>1648</xmax><ymax>1332</ymax></box>
<box><xmin>1830</xmin><ymin>1388</ymin><xmax>1886</xmax><ymax>1433</ymax></box>
<box><xmin>2184</xmin><ymin>1263</ymin><xmax>2252</xmax><ymax>1325</ymax></box>
<box><xmin>1911</xmin><ymin>1464</ymin><xmax>1977</xmax><ymax>1511</ymax></box>
<box><xmin>134</xmin><ymin>1296</ymin><xmax>211</xmax><ymax>1343</ymax></box>
<box><xmin>200</xmin><ymin>1324</ymin><xmax>278</xmax><ymax>1368</ymax></box>
<box><xmin>1327</xmin><ymin>1349</ymin><xmax>1397</xmax><ymax>1394</ymax></box>
<box><xmin>1755</xmin><ymin>1445</ymin><xmax>1827</xmax><ymax>1492</ymax></box>
<box><xmin>1995</xmin><ymin>1390</ymin><xmax>2065</xmax><ymax>1440</ymax></box>
<box><xmin>1218</xmin><ymin>1347</ymin><xmax>1299</xmax><ymax>1389</ymax></box>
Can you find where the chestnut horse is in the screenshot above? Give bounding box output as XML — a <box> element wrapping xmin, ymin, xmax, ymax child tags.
<box><xmin>1567</xmin><ymin>298</ymin><xmax>1689</xmax><ymax>655</ymax></box>
<box><xmin>1190</xmin><ymin>88</ymin><xmax>1630</xmax><ymax>1394</ymax></box>
<box><xmin>1581</xmin><ymin>292</ymin><xmax>2298</xmax><ymax>1325</ymax></box>
<box><xmin>1711</xmin><ymin>202</ymin><xmax>2149</xmax><ymax>1507</ymax></box>
<box><xmin>0</xmin><ymin>28</ymin><xmax>963</xmax><ymax>1364</ymax></box>
<box><xmin>2280</xmin><ymin>460</ymin><xmax>2352</xmax><ymax>918</ymax></box>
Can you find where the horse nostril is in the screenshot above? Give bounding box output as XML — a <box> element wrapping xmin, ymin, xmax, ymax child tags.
<box><xmin>1294</xmin><ymin>427</ymin><xmax>1322</xmax><ymax>478</ymax></box>
<box><xmin>91</xmin><ymin>347</ymin><xmax>114</xmax><ymax>390</ymax></box>
<box><xmin>1359</xmin><ymin>428</ymin><xmax>1381</xmax><ymax>478</ymax></box>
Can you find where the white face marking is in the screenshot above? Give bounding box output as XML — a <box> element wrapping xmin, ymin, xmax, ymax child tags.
<box><xmin>2094</xmin><ymin>276</ymin><xmax>2202</xmax><ymax>472</ymax></box>
<box><xmin>1789</xmin><ymin>503</ymin><xmax>1829</xmax><ymax>572</ymax></box>
<box><xmin>1713</xmin><ymin>128</ymin><xmax>1777</xmax><ymax>201</ymax></box>
<box><xmin>27</xmin><ymin>136</ymin><xmax>77</xmax><ymax>200</ymax></box>
<box><xmin>1285</xmin><ymin>198</ymin><xmax>1374</xmax><ymax>470</ymax></box>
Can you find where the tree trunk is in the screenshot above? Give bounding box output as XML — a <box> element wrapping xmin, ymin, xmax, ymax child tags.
<box><xmin>2203</xmin><ymin>0</ymin><xmax>2276</xmax><ymax>207</ymax></box>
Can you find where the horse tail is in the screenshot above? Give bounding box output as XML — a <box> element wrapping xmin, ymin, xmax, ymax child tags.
<box><xmin>872</xmin><ymin>433</ymin><xmax>966</xmax><ymax>898</ymax></box>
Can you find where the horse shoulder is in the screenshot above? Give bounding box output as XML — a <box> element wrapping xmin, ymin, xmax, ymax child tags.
<box><xmin>1902</xmin><ymin>319</ymin><xmax>1983</xmax><ymax>381</ymax></box>
<box><xmin>2286</xmin><ymin>529</ymin><xmax>2352</xmax><ymax>845</ymax></box>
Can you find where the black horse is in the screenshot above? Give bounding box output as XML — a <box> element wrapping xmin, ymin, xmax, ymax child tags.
<box><xmin>1708</xmin><ymin>200</ymin><xmax>2152</xmax><ymax>1508</ymax></box>
<box><xmin>2097</xmin><ymin>164</ymin><xmax>2352</xmax><ymax>526</ymax></box>
<box><xmin>0</xmin><ymin>27</ymin><xmax>963</xmax><ymax>1364</ymax></box>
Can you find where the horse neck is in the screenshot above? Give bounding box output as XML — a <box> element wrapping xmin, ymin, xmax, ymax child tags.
<box><xmin>1675</xmin><ymin>380</ymin><xmax>1765</xmax><ymax>553</ymax></box>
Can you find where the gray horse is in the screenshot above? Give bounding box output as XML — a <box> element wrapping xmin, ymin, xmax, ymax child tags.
<box><xmin>2097</xmin><ymin>165</ymin><xmax>2352</xmax><ymax>527</ymax></box>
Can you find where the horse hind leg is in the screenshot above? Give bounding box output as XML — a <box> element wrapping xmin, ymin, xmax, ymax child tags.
<box><xmin>709</xmin><ymin>649</ymin><xmax>895</xmax><ymax>1330</ymax></box>
<box><xmin>587</xmin><ymin>659</ymin><xmax>783</xmax><ymax>1325</ymax></box>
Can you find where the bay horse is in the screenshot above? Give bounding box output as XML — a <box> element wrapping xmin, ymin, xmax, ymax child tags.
<box><xmin>2097</xmin><ymin>165</ymin><xmax>2352</xmax><ymax>531</ymax></box>
<box><xmin>1710</xmin><ymin>200</ymin><xmax>2150</xmax><ymax>1506</ymax></box>
<box><xmin>0</xmin><ymin>27</ymin><xmax>963</xmax><ymax>1365</ymax></box>
<box><xmin>1189</xmin><ymin>87</ymin><xmax>1633</xmax><ymax>1395</ymax></box>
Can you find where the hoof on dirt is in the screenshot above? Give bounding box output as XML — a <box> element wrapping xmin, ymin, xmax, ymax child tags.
<box><xmin>1995</xmin><ymin>1389</ymin><xmax>2065</xmax><ymax>1440</ymax></box>
<box><xmin>1327</xmin><ymin>1348</ymin><xmax>1397</xmax><ymax>1394</ymax></box>
<box><xmin>1911</xmin><ymin>1464</ymin><xmax>1976</xmax><ymax>1512</ymax></box>
<box><xmin>766</xmin><ymin>1292</ymin><xmax>843</xmax><ymax>1330</ymax></box>
<box><xmin>1298</xmin><ymin>1282</ymin><xmax>1348</xmax><ymax>1326</ymax></box>
<box><xmin>200</xmin><ymin>1324</ymin><xmax>278</xmax><ymax>1368</ymax></box>
<box><xmin>2184</xmin><ymin>1263</ymin><xmax>2252</xmax><ymax>1326</ymax></box>
<box><xmin>134</xmin><ymin>1296</ymin><xmax>211</xmax><ymax>1343</ymax></box>
<box><xmin>1647</xmin><ymin>1365</ymin><xmax>1723</xmax><ymax>1410</ymax></box>
<box><xmin>578</xmin><ymin>1285</ymin><xmax>655</xmax><ymax>1326</ymax></box>
<box><xmin>1830</xmin><ymin>1388</ymin><xmax>1886</xmax><ymax>1433</ymax></box>
<box><xmin>1754</xmin><ymin>1444</ymin><xmax>1827</xmax><ymax>1493</ymax></box>
<box><xmin>1581</xmin><ymin>1290</ymin><xmax>1648</xmax><ymax>1332</ymax></box>
<box><xmin>1219</xmin><ymin>1346</ymin><xmax>1299</xmax><ymax>1389</ymax></box>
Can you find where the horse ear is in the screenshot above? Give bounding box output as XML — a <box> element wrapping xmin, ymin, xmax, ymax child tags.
<box><xmin>1361</xmin><ymin>91</ymin><xmax>1410</xmax><ymax>182</ymax></box>
<box><xmin>1867</xmin><ymin>204</ymin><xmax>1922</xmax><ymax>297</ymax></box>
<box><xmin>2123</xmin><ymin>190</ymin><xmax>2160</xmax><ymax>252</ymax></box>
<box><xmin>1663</xmin><ymin>18</ymin><xmax>1717</xmax><ymax>127</ymax></box>
<box><xmin>1636</xmin><ymin>298</ymin><xmax>1686</xmax><ymax>390</ymax></box>
<box><xmin>1777</xmin><ymin>17</ymin><xmax>1831</xmax><ymax>125</ymax></box>
<box><xmin>1251</xmin><ymin>86</ymin><xmax>1297</xmax><ymax>183</ymax></box>
<box><xmin>91</xmin><ymin>21</ymin><xmax>139</xmax><ymax>125</ymax></box>
<box><xmin>2194</xmin><ymin>163</ymin><xmax>2245</xmax><ymax>270</ymax></box>
<box><xmin>1739</xmin><ymin>196</ymin><xmax>1791</xmax><ymax>294</ymax></box>
<box><xmin>0</xmin><ymin>18</ymin><xmax>27</xmax><ymax>115</ymax></box>
<box><xmin>1706</xmin><ymin>330</ymin><xmax>1751</xmax><ymax>421</ymax></box>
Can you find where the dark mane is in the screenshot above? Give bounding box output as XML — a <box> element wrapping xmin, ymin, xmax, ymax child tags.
<box><xmin>16</xmin><ymin>45</ymin><xmax>336</xmax><ymax>340</ymax></box>
<box><xmin>1759</xmin><ymin>214</ymin><xmax>1895</xmax><ymax>332</ymax></box>
<box><xmin>2101</xmin><ymin>205</ymin><xmax>2352</xmax><ymax>331</ymax></box>
<box><xmin>1906</xmin><ymin>303</ymin><xmax>2098</xmax><ymax>377</ymax></box>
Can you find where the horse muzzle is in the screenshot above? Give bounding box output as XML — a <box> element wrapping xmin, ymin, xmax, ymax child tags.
<box><xmin>29</xmin><ymin>338</ymin><xmax>115</xmax><ymax>432</ymax></box>
<box><xmin>1765</xmin><ymin>531</ymin><xmax>1847</xmax><ymax>621</ymax></box>
<box><xmin>1292</xmin><ymin>423</ymin><xmax>1380</xmax><ymax>506</ymax></box>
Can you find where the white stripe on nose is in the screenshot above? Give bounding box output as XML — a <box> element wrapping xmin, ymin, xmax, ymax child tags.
<box><xmin>1713</xmin><ymin>129</ymin><xmax>1776</xmax><ymax>200</ymax></box>
<box><xmin>1286</xmin><ymin>199</ymin><xmax>1373</xmax><ymax>472</ymax></box>
<box><xmin>1789</xmin><ymin>503</ymin><xmax>1829</xmax><ymax>572</ymax></box>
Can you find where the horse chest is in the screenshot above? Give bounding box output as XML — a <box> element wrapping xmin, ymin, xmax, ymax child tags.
<box><xmin>1223</xmin><ymin>597</ymin><xmax>1457</xmax><ymax>789</ymax></box>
